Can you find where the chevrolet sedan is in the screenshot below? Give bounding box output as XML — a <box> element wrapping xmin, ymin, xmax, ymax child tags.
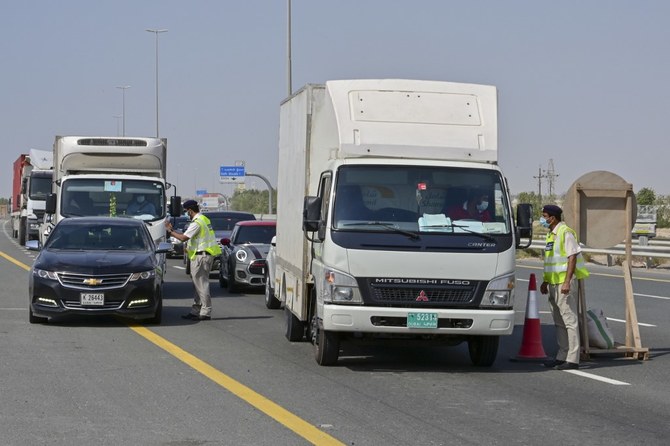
<box><xmin>27</xmin><ymin>217</ymin><xmax>172</xmax><ymax>324</ymax></box>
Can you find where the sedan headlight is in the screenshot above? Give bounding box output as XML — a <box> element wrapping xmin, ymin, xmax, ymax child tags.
<box><xmin>481</xmin><ymin>273</ymin><xmax>515</xmax><ymax>308</ymax></box>
<box><xmin>129</xmin><ymin>270</ymin><xmax>156</xmax><ymax>281</ymax></box>
<box><xmin>33</xmin><ymin>268</ymin><xmax>58</xmax><ymax>281</ymax></box>
<box><xmin>322</xmin><ymin>268</ymin><xmax>363</xmax><ymax>304</ymax></box>
<box><xmin>235</xmin><ymin>249</ymin><xmax>248</xmax><ymax>262</ymax></box>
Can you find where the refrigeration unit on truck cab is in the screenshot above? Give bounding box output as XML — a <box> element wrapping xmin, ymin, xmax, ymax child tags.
<box><xmin>272</xmin><ymin>79</ymin><xmax>533</xmax><ymax>366</ymax></box>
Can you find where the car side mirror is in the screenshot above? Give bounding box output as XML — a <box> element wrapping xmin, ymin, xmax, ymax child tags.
<box><xmin>221</xmin><ymin>237</ymin><xmax>231</xmax><ymax>246</ymax></box>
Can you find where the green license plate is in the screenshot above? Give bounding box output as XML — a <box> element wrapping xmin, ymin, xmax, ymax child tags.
<box><xmin>407</xmin><ymin>312</ymin><xmax>438</xmax><ymax>329</ymax></box>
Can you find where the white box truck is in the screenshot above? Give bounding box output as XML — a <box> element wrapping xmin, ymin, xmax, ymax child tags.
<box><xmin>43</xmin><ymin>136</ymin><xmax>170</xmax><ymax>245</ymax></box>
<box><xmin>273</xmin><ymin>80</ymin><xmax>532</xmax><ymax>366</ymax></box>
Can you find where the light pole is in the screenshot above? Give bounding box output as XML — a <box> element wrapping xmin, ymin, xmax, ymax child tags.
<box><xmin>146</xmin><ymin>29</ymin><xmax>168</xmax><ymax>137</ymax></box>
<box><xmin>113</xmin><ymin>115</ymin><xmax>122</xmax><ymax>136</ymax></box>
<box><xmin>116</xmin><ymin>85</ymin><xmax>131</xmax><ymax>136</ymax></box>
<box><xmin>287</xmin><ymin>0</ymin><xmax>292</xmax><ymax>96</ymax></box>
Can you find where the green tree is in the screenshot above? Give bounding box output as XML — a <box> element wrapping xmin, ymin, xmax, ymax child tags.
<box><xmin>229</xmin><ymin>188</ymin><xmax>277</xmax><ymax>214</ymax></box>
<box><xmin>636</xmin><ymin>187</ymin><xmax>656</xmax><ymax>205</ymax></box>
<box><xmin>516</xmin><ymin>191</ymin><xmax>542</xmax><ymax>219</ymax></box>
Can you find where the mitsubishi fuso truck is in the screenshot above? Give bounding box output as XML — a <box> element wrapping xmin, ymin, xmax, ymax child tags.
<box><xmin>272</xmin><ymin>79</ymin><xmax>532</xmax><ymax>366</ymax></box>
<box><xmin>43</xmin><ymin>136</ymin><xmax>169</xmax><ymax>245</ymax></box>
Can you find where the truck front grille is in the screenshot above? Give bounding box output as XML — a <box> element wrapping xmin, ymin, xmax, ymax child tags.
<box><xmin>361</xmin><ymin>278</ymin><xmax>485</xmax><ymax>308</ymax></box>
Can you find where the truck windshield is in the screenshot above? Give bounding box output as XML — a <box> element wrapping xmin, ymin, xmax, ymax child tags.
<box><xmin>332</xmin><ymin>165</ymin><xmax>511</xmax><ymax>235</ymax></box>
<box><xmin>29</xmin><ymin>175</ymin><xmax>52</xmax><ymax>200</ymax></box>
<box><xmin>61</xmin><ymin>179</ymin><xmax>165</xmax><ymax>221</ymax></box>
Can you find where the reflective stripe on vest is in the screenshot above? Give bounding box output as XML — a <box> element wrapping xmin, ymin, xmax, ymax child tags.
<box><xmin>543</xmin><ymin>224</ymin><xmax>589</xmax><ymax>284</ymax></box>
<box><xmin>186</xmin><ymin>214</ymin><xmax>222</xmax><ymax>260</ymax></box>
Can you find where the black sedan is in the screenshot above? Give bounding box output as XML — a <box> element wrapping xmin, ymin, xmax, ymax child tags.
<box><xmin>27</xmin><ymin>217</ymin><xmax>172</xmax><ymax>324</ymax></box>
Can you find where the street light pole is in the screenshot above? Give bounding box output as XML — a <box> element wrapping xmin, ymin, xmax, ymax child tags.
<box><xmin>113</xmin><ymin>115</ymin><xmax>122</xmax><ymax>136</ymax></box>
<box><xmin>287</xmin><ymin>0</ymin><xmax>292</xmax><ymax>96</ymax></box>
<box><xmin>116</xmin><ymin>85</ymin><xmax>131</xmax><ymax>136</ymax></box>
<box><xmin>146</xmin><ymin>28</ymin><xmax>168</xmax><ymax>137</ymax></box>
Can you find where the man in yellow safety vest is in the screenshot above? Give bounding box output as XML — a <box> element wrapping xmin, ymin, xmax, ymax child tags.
<box><xmin>166</xmin><ymin>200</ymin><xmax>222</xmax><ymax>320</ymax></box>
<box><xmin>539</xmin><ymin>204</ymin><xmax>589</xmax><ymax>370</ymax></box>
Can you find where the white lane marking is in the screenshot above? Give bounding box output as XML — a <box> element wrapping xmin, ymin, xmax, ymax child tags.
<box><xmin>606</xmin><ymin>317</ymin><xmax>656</xmax><ymax>327</ymax></box>
<box><xmin>564</xmin><ymin>369</ymin><xmax>630</xmax><ymax>385</ymax></box>
<box><xmin>635</xmin><ymin>293</ymin><xmax>670</xmax><ymax>301</ymax></box>
<box><xmin>173</xmin><ymin>266</ymin><xmax>185</xmax><ymax>270</ymax></box>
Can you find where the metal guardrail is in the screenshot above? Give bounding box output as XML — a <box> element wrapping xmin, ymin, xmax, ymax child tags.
<box><xmin>527</xmin><ymin>239</ymin><xmax>670</xmax><ymax>259</ymax></box>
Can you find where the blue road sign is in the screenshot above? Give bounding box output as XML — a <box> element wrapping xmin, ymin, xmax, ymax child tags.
<box><xmin>220</xmin><ymin>165</ymin><xmax>246</xmax><ymax>177</ymax></box>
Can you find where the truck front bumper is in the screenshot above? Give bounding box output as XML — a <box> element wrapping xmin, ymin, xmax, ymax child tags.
<box><xmin>322</xmin><ymin>304</ymin><xmax>514</xmax><ymax>336</ymax></box>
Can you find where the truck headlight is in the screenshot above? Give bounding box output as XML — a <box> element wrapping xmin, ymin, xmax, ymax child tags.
<box><xmin>481</xmin><ymin>273</ymin><xmax>515</xmax><ymax>308</ymax></box>
<box><xmin>323</xmin><ymin>268</ymin><xmax>363</xmax><ymax>304</ymax></box>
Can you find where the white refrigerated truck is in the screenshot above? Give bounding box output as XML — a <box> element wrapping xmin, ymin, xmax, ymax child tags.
<box><xmin>272</xmin><ymin>79</ymin><xmax>532</xmax><ymax>366</ymax></box>
<box><xmin>43</xmin><ymin>136</ymin><xmax>169</xmax><ymax>245</ymax></box>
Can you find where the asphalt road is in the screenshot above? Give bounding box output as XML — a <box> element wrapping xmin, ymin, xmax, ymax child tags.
<box><xmin>2</xmin><ymin>218</ymin><xmax>669</xmax><ymax>446</ymax></box>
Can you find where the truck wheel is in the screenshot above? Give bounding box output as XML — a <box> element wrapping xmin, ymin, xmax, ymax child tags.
<box><xmin>29</xmin><ymin>307</ymin><xmax>47</xmax><ymax>324</ymax></box>
<box><xmin>285</xmin><ymin>307</ymin><xmax>304</xmax><ymax>342</ymax></box>
<box><xmin>468</xmin><ymin>335</ymin><xmax>499</xmax><ymax>367</ymax></box>
<box><xmin>19</xmin><ymin>217</ymin><xmax>27</xmax><ymax>246</ymax></box>
<box><xmin>313</xmin><ymin>317</ymin><xmax>340</xmax><ymax>366</ymax></box>
<box><xmin>264</xmin><ymin>272</ymin><xmax>280</xmax><ymax>309</ymax></box>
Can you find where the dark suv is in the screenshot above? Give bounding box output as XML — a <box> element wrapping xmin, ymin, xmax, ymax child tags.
<box><xmin>182</xmin><ymin>211</ymin><xmax>256</xmax><ymax>275</ymax></box>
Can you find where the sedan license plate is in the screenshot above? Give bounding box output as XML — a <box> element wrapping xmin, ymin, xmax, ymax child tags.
<box><xmin>81</xmin><ymin>293</ymin><xmax>104</xmax><ymax>306</ymax></box>
<box><xmin>407</xmin><ymin>312</ymin><xmax>438</xmax><ymax>329</ymax></box>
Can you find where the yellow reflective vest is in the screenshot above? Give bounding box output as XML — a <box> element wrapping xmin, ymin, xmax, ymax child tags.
<box><xmin>186</xmin><ymin>214</ymin><xmax>222</xmax><ymax>260</ymax></box>
<box><xmin>543</xmin><ymin>223</ymin><xmax>589</xmax><ymax>284</ymax></box>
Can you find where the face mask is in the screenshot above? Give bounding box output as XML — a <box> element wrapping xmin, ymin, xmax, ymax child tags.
<box><xmin>137</xmin><ymin>196</ymin><xmax>145</xmax><ymax>203</ymax></box>
<box><xmin>476</xmin><ymin>201</ymin><xmax>488</xmax><ymax>212</ymax></box>
<box><xmin>539</xmin><ymin>216</ymin><xmax>551</xmax><ymax>228</ymax></box>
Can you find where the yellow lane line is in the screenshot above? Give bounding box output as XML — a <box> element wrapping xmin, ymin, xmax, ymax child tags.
<box><xmin>129</xmin><ymin>325</ymin><xmax>344</xmax><ymax>446</ymax></box>
<box><xmin>0</xmin><ymin>251</ymin><xmax>31</xmax><ymax>271</ymax></box>
<box><xmin>0</xmin><ymin>249</ymin><xmax>343</xmax><ymax>444</ymax></box>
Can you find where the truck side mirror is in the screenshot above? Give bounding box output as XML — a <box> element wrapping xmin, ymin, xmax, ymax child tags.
<box><xmin>303</xmin><ymin>196</ymin><xmax>322</xmax><ymax>232</ymax></box>
<box><xmin>515</xmin><ymin>203</ymin><xmax>533</xmax><ymax>248</ymax></box>
<box><xmin>45</xmin><ymin>193</ymin><xmax>57</xmax><ymax>214</ymax></box>
<box><xmin>170</xmin><ymin>196</ymin><xmax>182</xmax><ymax>217</ymax></box>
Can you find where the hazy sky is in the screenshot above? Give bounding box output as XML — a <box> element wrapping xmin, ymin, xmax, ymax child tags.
<box><xmin>3</xmin><ymin>1</ymin><xmax>669</xmax><ymax>200</ymax></box>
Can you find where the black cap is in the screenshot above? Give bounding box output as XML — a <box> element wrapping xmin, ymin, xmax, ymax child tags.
<box><xmin>182</xmin><ymin>200</ymin><xmax>198</xmax><ymax>211</ymax></box>
<box><xmin>542</xmin><ymin>204</ymin><xmax>562</xmax><ymax>217</ymax></box>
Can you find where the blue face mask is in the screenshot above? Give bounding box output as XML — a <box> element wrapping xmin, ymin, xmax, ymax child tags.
<box><xmin>539</xmin><ymin>216</ymin><xmax>551</xmax><ymax>228</ymax></box>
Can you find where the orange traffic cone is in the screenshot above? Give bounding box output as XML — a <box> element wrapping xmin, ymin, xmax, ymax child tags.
<box><xmin>511</xmin><ymin>273</ymin><xmax>548</xmax><ymax>362</ymax></box>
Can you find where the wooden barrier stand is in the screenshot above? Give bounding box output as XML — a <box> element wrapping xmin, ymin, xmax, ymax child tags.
<box><xmin>564</xmin><ymin>171</ymin><xmax>648</xmax><ymax>360</ymax></box>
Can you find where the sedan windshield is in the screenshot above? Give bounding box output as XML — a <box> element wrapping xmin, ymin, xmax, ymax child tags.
<box><xmin>233</xmin><ymin>226</ymin><xmax>276</xmax><ymax>244</ymax></box>
<box><xmin>46</xmin><ymin>223</ymin><xmax>150</xmax><ymax>251</ymax></box>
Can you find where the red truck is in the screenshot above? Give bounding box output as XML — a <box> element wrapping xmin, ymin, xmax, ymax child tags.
<box><xmin>11</xmin><ymin>151</ymin><xmax>53</xmax><ymax>245</ymax></box>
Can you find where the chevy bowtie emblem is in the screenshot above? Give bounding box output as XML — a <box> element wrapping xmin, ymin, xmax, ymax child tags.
<box><xmin>416</xmin><ymin>290</ymin><xmax>429</xmax><ymax>302</ymax></box>
<box><xmin>83</xmin><ymin>278</ymin><xmax>103</xmax><ymax>286</ymax></box>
